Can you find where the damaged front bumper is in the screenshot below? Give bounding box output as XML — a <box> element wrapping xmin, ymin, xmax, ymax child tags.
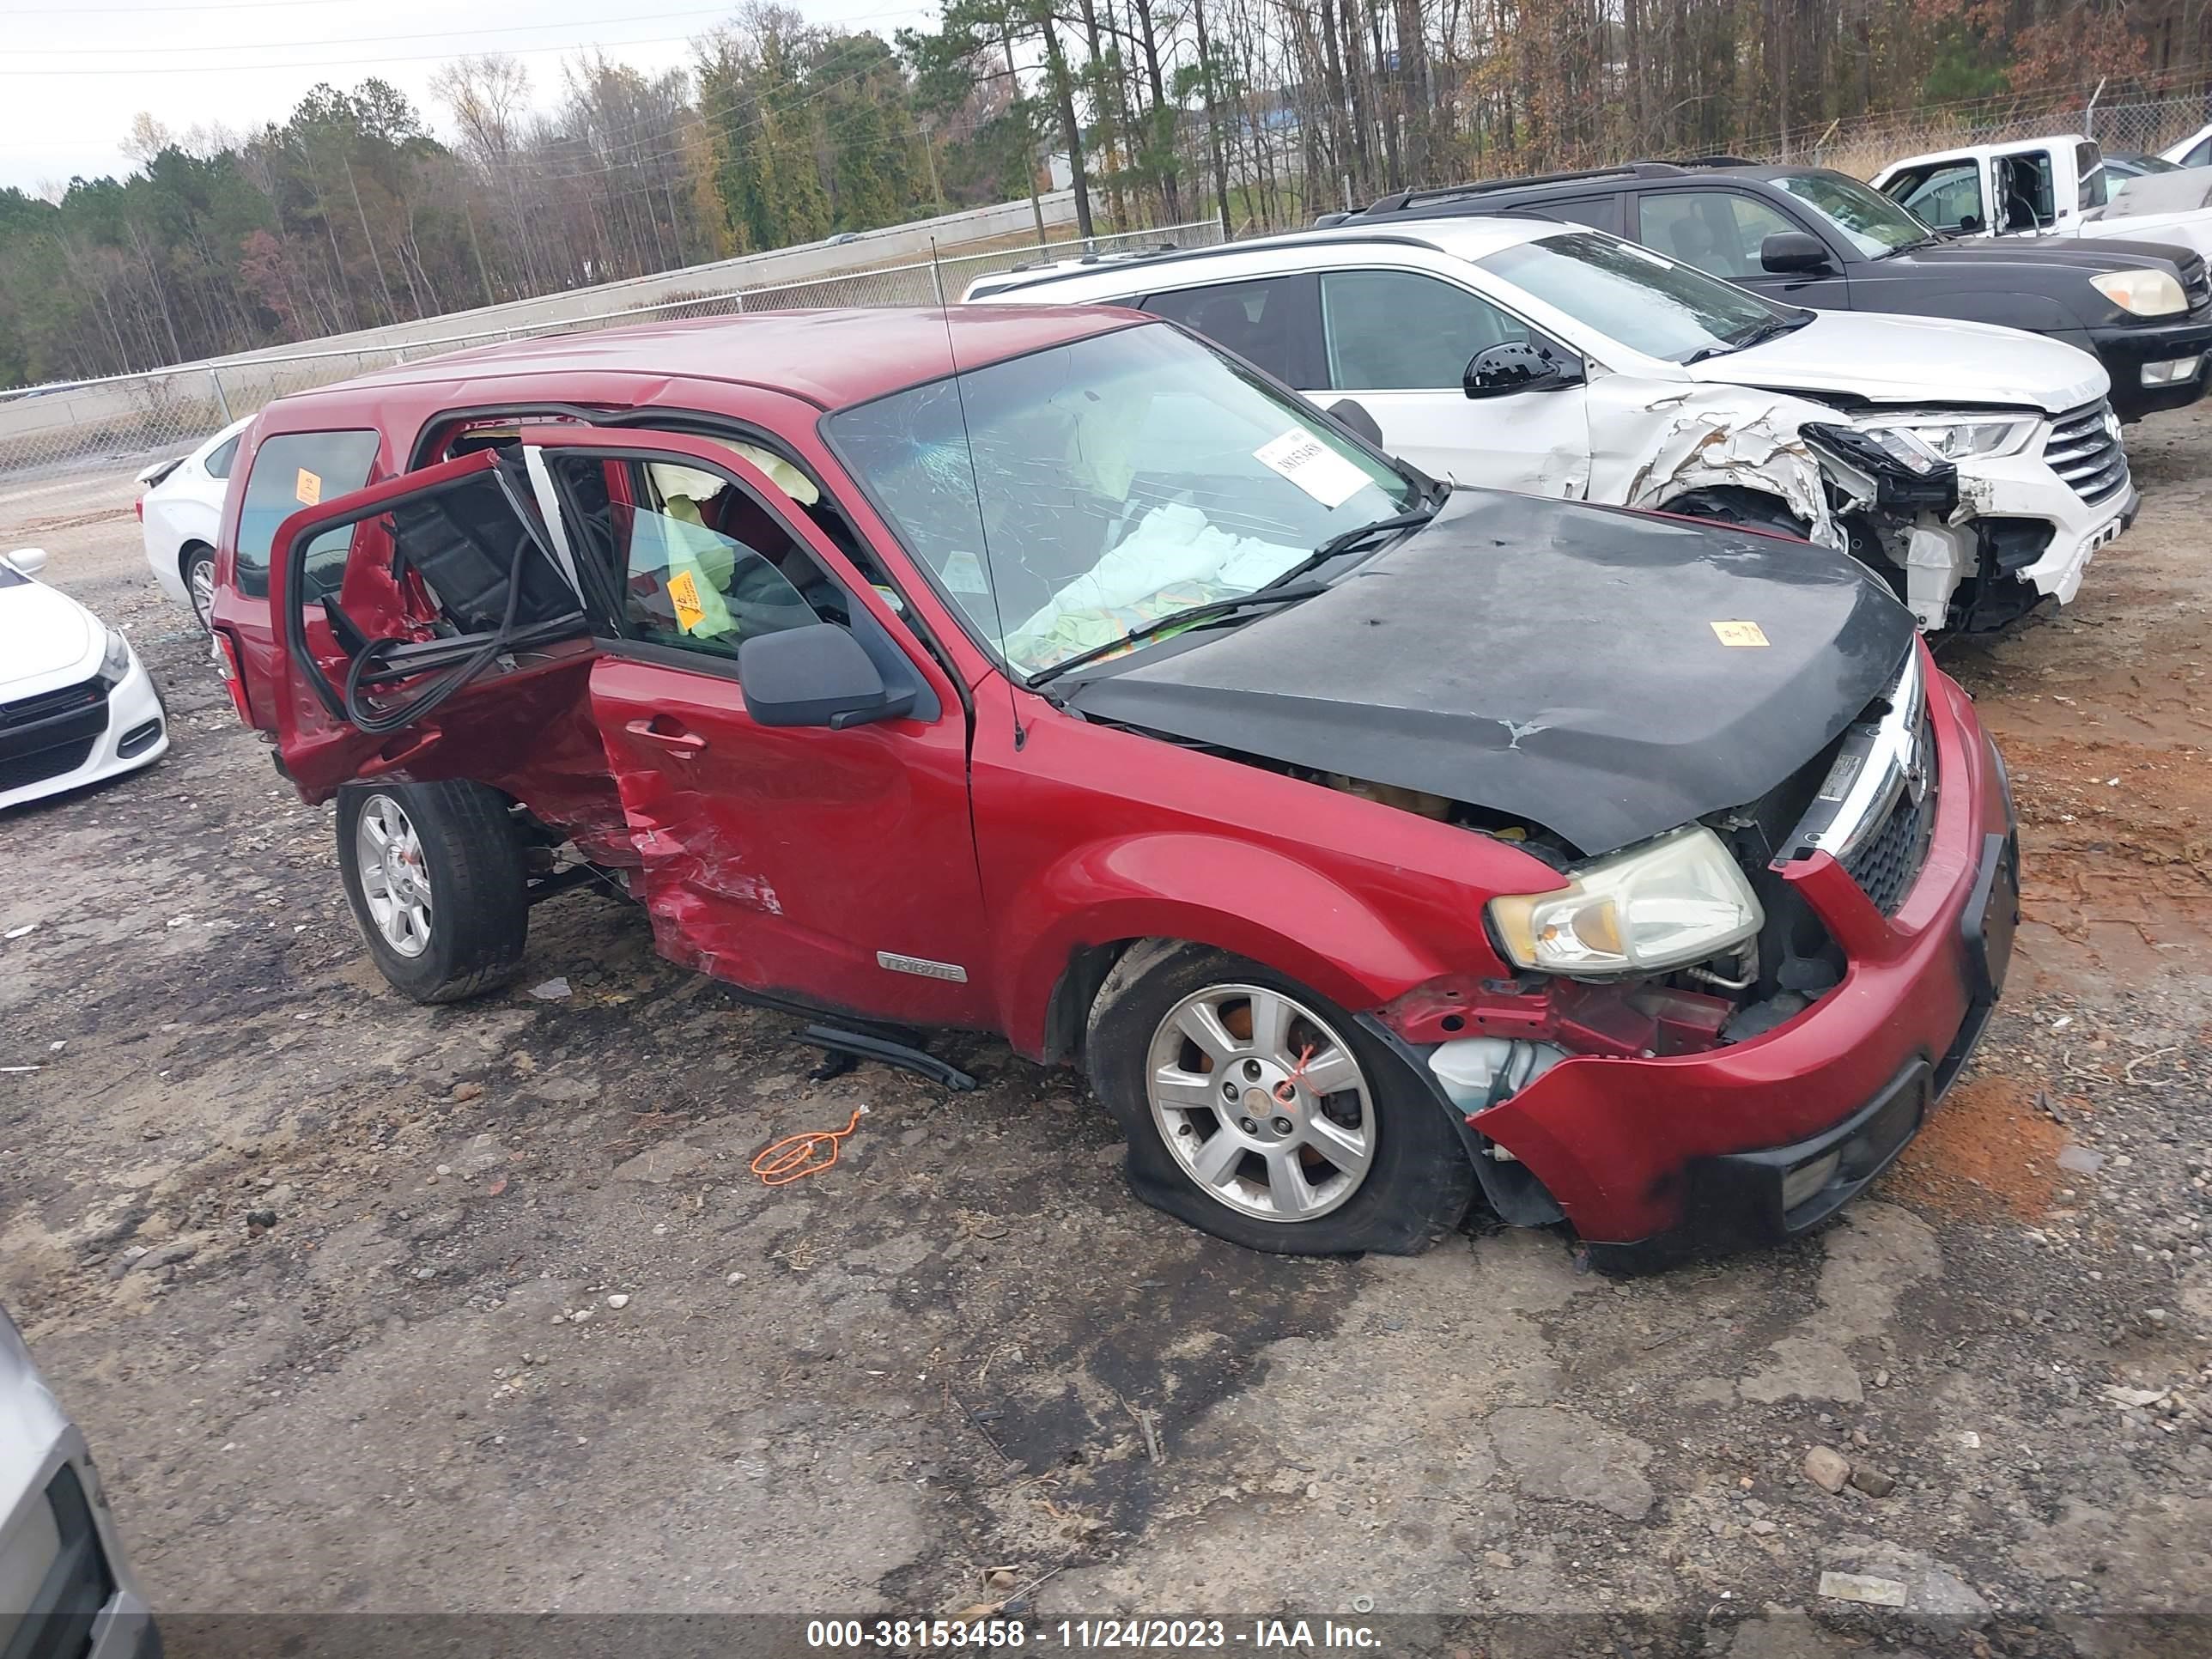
<box><xmin>1809</xmin><ymin>421</ymin><xmax>2133</xmax><ymax>632</ymax></box>
<box><xmin>1392</xmin><ymin>658</ymin><xmax>2016</xmax><ymax>1267</ymax></box>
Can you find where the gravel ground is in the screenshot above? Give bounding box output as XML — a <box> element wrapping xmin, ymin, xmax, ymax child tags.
<box><xmin>2</xmin><ymin>412</ymin><xmax>2209</xmax><ymax>1659</ymax></box>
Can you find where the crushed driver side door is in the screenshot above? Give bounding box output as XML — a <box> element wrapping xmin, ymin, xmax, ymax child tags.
<box><xmin>521</xmin><ymin>428</ymin><xmax>995</xmax><ymax>1030</ymax></box>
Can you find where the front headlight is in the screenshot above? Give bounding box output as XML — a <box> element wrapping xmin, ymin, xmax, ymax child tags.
<box><xmin>2091</xmin><ymin>267</ymin><xmax>2187</xmax><ymax>317</ymax></box>
<box><xmin>1858</xmin><ymin>412</ymin><xmax>2039</xmax><ymax>460</ymax></box>
<box><xmin>98</xmin><ymin>627</ymin><xmax>134</xmax><ymax>686</ymax></box>
<box><xmin>1487</xmin><ymin>824</ymin><xmax>1765</xmax><ymax>978</ymax></box>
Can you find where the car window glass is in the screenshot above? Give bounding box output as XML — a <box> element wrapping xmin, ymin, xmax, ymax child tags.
<box><xmin>1893</xmin><ymin>162</ymin><xmax>1984</xmax><ymax>233</ymax></box>
<box><xmin>1997</xmin><ymin>151</ymin><xmax>2057</xmax><ymax>228</ymax></box>
<box><xmin>2076</xmin><ymin>142</ymin><xmax>2107</xmax><ymax>209</ymax></box>
<box><xmin>1139</xmin><ymin>277</ymin><xmax>1315</xmax><ymax>386</ymax></box>
<box><xmin>2185</xmin><ymin>136</ymin><xmax>2212</xmax><ymax>167</ymax></box>
<box><xmin>1636</xmin><ymin>191</ymin><xmax>1799</xmax><ymax>278</ymax></box>
<box><xmin>553</xmin><ymin>455</ymin><xmax>838</xmax><ymax>663</ymax></box>
<box><xmin>1478</xmin><ymin>230</ymin><xmax>1783</xmax><ymax>362</ymax></box>
<box><xmin>1321</xmin><ymin>270</ymin><xmax>1529</xmax><ymax>389</ymax></box>
<box><xmin>204</xmin><ymin>434</ymin><xmax>242</xmax><ymax>480</ymax></box>
<box><xmin>825</xmin><ymin>322</ymin><xmax>1413</xmax><ymax>677</ymax></box>
<box><xmin>1765</xmin><ymin>170</ymin><xmax>1929</xmax><ymax>255</ymax></box>
<box><xmin>235</xmin><ymin>429</ymin><xmax>380</xmax><ymax>599</ymax></box>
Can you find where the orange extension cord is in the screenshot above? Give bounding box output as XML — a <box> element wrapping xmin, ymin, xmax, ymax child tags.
<box><xmin>750</xmin><ymin>1104</ymin><xmax>869</xmax><ymax>1186</ymax></box>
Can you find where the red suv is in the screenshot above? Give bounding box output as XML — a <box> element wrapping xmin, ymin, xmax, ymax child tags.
<box><xmin>209</xmin><ymin>306</ymin><xmax>2017</xmax><ymax>1269</ymax></box>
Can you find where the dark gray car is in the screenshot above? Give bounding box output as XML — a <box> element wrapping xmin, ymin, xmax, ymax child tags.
<box><xmin>1326</xmin><ymin>161</ymin><xmax>2212</xmax><ymax>422</ymax></box>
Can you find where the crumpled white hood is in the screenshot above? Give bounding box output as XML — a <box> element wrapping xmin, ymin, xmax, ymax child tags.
<box><xmin>1685</xmin><ymin>309</ymin><xmax>2109</xmax><ymax>413</ymax></box>
<box><xmin>0</xmin><ymin>580</ymin><xmax>98</xmax><ymax>690</ymax></box>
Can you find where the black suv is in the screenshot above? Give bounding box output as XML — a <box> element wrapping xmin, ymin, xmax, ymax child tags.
<box><xmin>1322</xmin><ymin>161</ymin><xmax>2212</xmax><ymax>422</ymax></box>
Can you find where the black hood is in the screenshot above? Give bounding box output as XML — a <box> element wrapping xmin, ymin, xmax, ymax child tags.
<box><xmin>1879</xmin><ymin>233</ymin><xmax>2191</xmax><ymax>279</ymax></box>
<box><xmin>1064</xmin><ymin>490</ymin><xmax>1916</xmax><ymax>856</ymax></box>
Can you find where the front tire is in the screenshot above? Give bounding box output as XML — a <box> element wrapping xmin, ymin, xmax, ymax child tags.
<box><xmin>336</xmin><ymin>780</ymin><xmax>528</xmax><ymax>1004</ymax></box>
<box><xmin>1662</xmin><ymin>487</ymin><xmax>1810</xmax><ymax>541</ymax></box>
<box><xmin>1086</xmin><ymin>943</ymin><xmax>1474</xmax><ymax>1255</ymax></box>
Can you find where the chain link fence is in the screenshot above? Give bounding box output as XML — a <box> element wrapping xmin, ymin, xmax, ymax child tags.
<box><xmin>1752</xmin><ymin>89</ymin><xmax>2212</xmax><ymax>179</ymax></box>
<box><xmin>0</xmin><ymin>219</ymin><xmax>1224</xmax><ymax>501</ymax></box>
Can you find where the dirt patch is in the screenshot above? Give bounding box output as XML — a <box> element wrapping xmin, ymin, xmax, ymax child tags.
<box><xmin>1881</xmin><ymin>1073</ymin><xmax>2066</xmax><ymax>1222</ymax></box>
<box><xmin>1985</xmin><ymin>730</ymin><xmax>2212</xmax><ymax>988</ymax></box>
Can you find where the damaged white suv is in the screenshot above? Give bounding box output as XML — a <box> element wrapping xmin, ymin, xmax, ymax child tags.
<box><xmin>969</xmin><ymin>217</ymin><xmax>2135</xmax><ymax>631</ymax></box>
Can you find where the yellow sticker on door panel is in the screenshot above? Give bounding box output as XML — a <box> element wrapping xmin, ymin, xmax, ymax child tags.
<box><xmin>1711</xmin><ymin>620</ymin><xmax>1770</xmax><ymax>647</ymax></box>
<box><xmin>667</xmin><ymin>568</ymin><xmax>706</xmax><ymax>633</ymax></box>
<box><xmin>295</xmin><ymin>468</ymin><xmax>322</xmax><ymax>506</ymax></box>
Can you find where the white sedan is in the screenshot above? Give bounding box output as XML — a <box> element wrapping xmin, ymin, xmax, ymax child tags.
<box><xmin>0</xmin><ymin>548</ymin><xmax>167</xmax><ymax>811</ymax></box>
<box><xmin>137</xmin><ymin>414</ymin><xmax>248</xmax><ymax>629</ymax></box>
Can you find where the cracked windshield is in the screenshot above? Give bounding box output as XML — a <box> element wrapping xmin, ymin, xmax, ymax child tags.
<box><xmin>828</xmin><ymin>323</ymin><xmax>1416</xmax><ymax>674</ymax></box>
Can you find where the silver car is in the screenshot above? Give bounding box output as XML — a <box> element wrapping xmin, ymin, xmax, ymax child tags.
<box><xmin>0</xmin><ymin>1305</ymin><xmax>159</xmax><ymax>1658</ymax></box>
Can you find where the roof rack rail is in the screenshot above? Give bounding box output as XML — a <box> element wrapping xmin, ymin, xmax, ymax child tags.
<box><xmin>1650</xmin><ymin>154</ymin><xmax>1761</xmax><ymax>168</ymax></box>
<box><xmin>1001</xmin><ymin>241</ymin><xmax>1183</xmax><ymax>275</ymax></box>
<box><xmin>1357</xmin><ymin>162</ymin><xmax>1686</xmax><ymax>215</ymax></box>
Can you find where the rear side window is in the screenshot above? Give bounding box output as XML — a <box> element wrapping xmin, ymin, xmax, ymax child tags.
<box><xmin>1524</xmin><ymin>194</ymin><xmax>1623</xmax><ymax>235</ymax></box>
<box><xmin>204</xmin><ymin>434</ymin><xmax>241</xmax><ymax>480</ymax></box>
<box><xmin>234</xmin><ymin>430</ymin><xmax>380</xmax><ymax>598</ymax></box>
<box><xmin>1139</xmin><ymin>275</ymin><xmax>1324</xmax><ymax>388</ymax></box>
<box><xmin>1321</xmin><ymin>270</ymin><xmax>1531</xmax><ymax>389</ymax></box>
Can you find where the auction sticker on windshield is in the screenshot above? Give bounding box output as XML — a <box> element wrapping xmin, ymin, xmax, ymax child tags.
<box><xmin>1254</xmin><ymin>430</ymin><xmax>1370</xmax><ymax>509</ymax></box>
<box><xmin>1711</xmin><ymin>619</ymin><xmax>1771</xmax><ymax>647</ymax></box>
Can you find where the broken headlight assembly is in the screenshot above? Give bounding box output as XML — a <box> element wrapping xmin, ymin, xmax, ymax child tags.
<box><xmin>1487</xmin><ymin>825</ymin><xmax>1765</xmax><ymax>978</ymax></box>
<box><xmin>1853</xmin><ymin>412</ymin><xmax>2039</xmax><ymax>462</ymax></box>
<box><xmin>96</xmin><ymin>627</ymin><xmax>135</xmax><ymax>687</ymax></box>
<box><xmin>2091</xmin><ymin>267</ymin><xmax>2188</xmax><ymax>318</ymax></box>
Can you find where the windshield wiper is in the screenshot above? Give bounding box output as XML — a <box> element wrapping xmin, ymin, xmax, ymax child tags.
<box><xmin>1256</xmin><ymin>497</ymin><xmax>1442</xmax><ymax>595</ymax></box>
<box><xmin>1879</xmin><ymin>234</ymin><xmax>1946</xmax><ymax>258</ymax></box>
<box><xmin>1024</xmin><ymin>583</ymin><xmax>1326</xmax><ymax>690</ymax></box>
<box><xmin>1685</xmin><ymin>311</ymin><xmax>1813</xmax><ymax>363</ymax></box>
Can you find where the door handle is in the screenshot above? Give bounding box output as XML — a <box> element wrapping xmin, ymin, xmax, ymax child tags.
<box><xmin>624</xmin><ymin>717</ymin><xmax>707</xmax><ymax>755</ymax></box>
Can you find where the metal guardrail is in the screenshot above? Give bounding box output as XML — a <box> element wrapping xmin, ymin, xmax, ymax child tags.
<box><xmin>0</xmin><ymin>220</ymin><xmax>1225</xmax><ymax>499</ymax></box>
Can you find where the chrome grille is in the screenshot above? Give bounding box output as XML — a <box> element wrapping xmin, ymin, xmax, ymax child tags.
<box><xmin>2045</xmin><ymin>398</ymin><xmax>2130</xmax><ymax>507</ymax></box>
<box><xmin>1777</xmin><ymin>647</ymin><xmax>1938</xmax><ymax>917</ymax></box>
<box><xmin>1839</xmin><ymin>711</ymin><xmax>1938</xmax><ymax>915</ymax></box>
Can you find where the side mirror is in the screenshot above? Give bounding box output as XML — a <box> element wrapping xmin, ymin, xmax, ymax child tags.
<box><xmin>1759</xmin><ymin>230</ymin><xmax>1832</xmax><ymax>274</ymax></box>
<box><xmin>737</xmin><ymin>623</ymin><xmax>915</xmax><ymax>730</ymax></box>
<box><xmin>3</xmin><ymin>546</ymin><xmax>48</xmax><ymax>575</ymax></box>
<box><xmin>1326</xmin><ymin>398</ymin><xmax>1385</xmax><ymax>447</ymax></box>
<box><xmin>1959</xmin><ymin>213</ymin><xmax>1984</xmax><ymax>234</ymax></box>
<box><xmin>1462</xmin><ymin>341</ymin><xmax>1584</xmax><ymax>399</ymax></box>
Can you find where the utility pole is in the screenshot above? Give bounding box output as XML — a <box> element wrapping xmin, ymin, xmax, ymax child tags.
<box><xmin>1192</xmin><ymin>0</ymin><xmax>1234</xmax><ymax>237</ymax></box>
<box><xmin>1000</xmin><ymin>20</ymin><xmax>1048</xmax><ymax>245</ymax></box>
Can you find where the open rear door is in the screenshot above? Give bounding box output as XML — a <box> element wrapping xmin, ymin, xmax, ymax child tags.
<box><xmin>270</xmin><ymin>447</ymin><xmax>596</xmax><ymax>800</ymax></box>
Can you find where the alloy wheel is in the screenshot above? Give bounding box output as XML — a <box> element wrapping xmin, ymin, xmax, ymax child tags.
<box><xmin>187</xmin><ymin>555</ymin><xmax>216</xmax><ymax>631</ymax></box>
<box><xmin>356</xmin><ymin>794</ymin><xmax>433</xmax><ymax>957</ymax></box>
<box><xmin>1145</xmin><ymin>982</ymin><xmax>1375</xmax><ymax>1222</ymax></box>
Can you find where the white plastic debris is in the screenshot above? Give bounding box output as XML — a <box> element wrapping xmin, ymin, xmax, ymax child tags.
<box><xmin>528</xmin><ymin>978</ymin><xmax>572</xmax><ymax>1000</ymax></box>
<box><xmin>1818</xmin><ymin>1571</ymin><xmax>1907</xmax><ymax>1607</ymax></box>
<box><xmin>2102</xmin><ymin>1385</ymin><xmax>2169</xmax><ymax>1409</ymax></box>
<box><xmin>3</xmin><ymin>924</ymin><xmax>35</xmax><ymax>940</ymax></box>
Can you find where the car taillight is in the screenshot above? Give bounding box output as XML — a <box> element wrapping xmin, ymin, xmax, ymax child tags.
<box><xmin>211</xmin><ymin>629</ymin><xmax>252</xmax><ymax>725</ymax></box>
<box><xmin>134</xmin><ymin>495</ymin><xmax>144</xmax><ymax>521</ymax></box>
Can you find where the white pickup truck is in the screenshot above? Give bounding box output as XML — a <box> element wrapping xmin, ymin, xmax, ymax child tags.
<box><xmin>1873</xmin><ymin>134</ymin><xmax>2212</xmax><ymax>264</ymax></box>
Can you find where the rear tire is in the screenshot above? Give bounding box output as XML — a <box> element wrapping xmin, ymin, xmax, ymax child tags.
<box><xmin>181</xmin><ymin>544</ymin><xmax>216</xmax><ymax>632</ymax></box>
<box><xmin>336</xmin><ymin>780</ymin><xmax>529</xmax><ymax>1004</ymax></box>
<box><xmin>1085</xmin><ymin>942</ymin><xmax>1474</xmax><ymax>1255</ymax></box>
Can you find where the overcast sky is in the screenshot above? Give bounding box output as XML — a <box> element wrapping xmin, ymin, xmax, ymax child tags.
<box><xmin>0</xmin><ymin>0</ymin><xmax>940</xmax><ymax>194</ymax></box>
